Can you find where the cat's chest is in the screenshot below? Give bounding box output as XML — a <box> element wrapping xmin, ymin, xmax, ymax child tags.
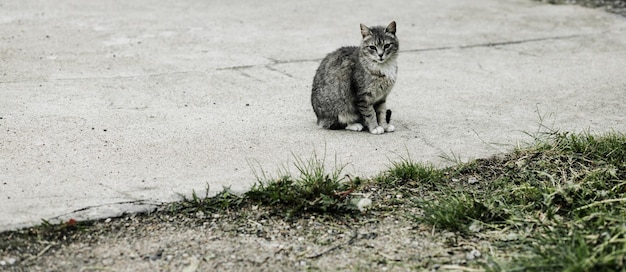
<box><xmin>366</xmin><ymin>60</ymin><xmax>397</xmax><ymax>84</ymax></box>
<box><xmin>377</xmin><ymin>61</ymin><xmax>397</xmax><ymax>82</ymax></box>
<box><xmin>367</xmin><ymin>63</ymin><xmax>397</xmax><ymax>99</ymax></box>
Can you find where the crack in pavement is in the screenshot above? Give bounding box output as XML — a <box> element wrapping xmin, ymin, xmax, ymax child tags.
<box><xmin>0</xmin><ymin>71</ymin><xmax>208</xmax><ymax>84</ymax></box>
<box><xmin>218</xmin><ymin>33</ymin><xmax>589</xmax><ymax>70</ymax></box>
<box><xmin>403</xmin><ymin>33</ymin><xmax>585</xmax><ymax>53</ymax></box>
<box><xmin>0</xmin><ymin>33</ymin><xmax>595</xmax><ymax>84</ymax></box>
<box><xmin>47</xmin><ymin>200</ymin><xmax>161</xmax><ymax>222</ymax></box>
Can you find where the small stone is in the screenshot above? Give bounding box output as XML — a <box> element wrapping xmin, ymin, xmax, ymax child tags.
<box><xmin>183</xmin><ymin>257</ymin><xmax>200</xmax><ymax>272</ymax></box>
<box><xmin>196</xmin><ymin>211</ymin><xmax>205</xmax><ymax>219</ymax></box>
<box><xmin>357</xmin><ymin>198</ymin><xmax>372</xmax><ymax>212</ymax></box>
<box><xmin>465</xmin><ymin>249</ymin><xmax>481</xmax><ymax>260</ymax></box>
<box><xmin>502</xmin><ymin>233</ymin><xmax>518</xmax><ymax>241</ymax></box>
<box><xmin>468</xmin><ymin>221</ymin><xmax>482</xmax><ymax>232</ymax></box>
<box><xmin>0</xmin><ymin>258</ymin><xmax>14</xmax><ymax>266</ymax></box>
<box><xmin>467</xmin><ymin>177</ymin><xmax>479</xmax><ymax>184</ymax></box>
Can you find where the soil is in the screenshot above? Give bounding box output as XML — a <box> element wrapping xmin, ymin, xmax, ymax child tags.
<box><xmin>1</xmin><ymin>183</ymin><xmax>490</xmax><ymax>271</ymax></box>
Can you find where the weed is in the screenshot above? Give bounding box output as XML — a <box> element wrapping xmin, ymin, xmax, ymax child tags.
<box><xmin>384</xmin><ymin>157</ymin><xmax>446</xmax><ymax>187</ymax></box>
<box><xmin>509</xmin><ymin>224</ymin><xmax>626</xmax><ymax>271</ymax></box>
<box><xmin>418</xmin><ymin>191</ymin><xmax>509</xmax><ymax>234</ymax></box>
<box><xmin>246</xmin><ymin>152</ymin><xmax>356</xmax><ymax>216</ymax></box>
<box><xmin>173</xmin><ymin>185</ymin><xmax>243</xmax><ymax>214</ymax></box>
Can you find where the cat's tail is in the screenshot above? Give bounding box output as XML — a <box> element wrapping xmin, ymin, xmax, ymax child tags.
<box><xmin>386</xmin><ymin>109</ymin><xmax>392</xmax><ymax>124</ymax></box>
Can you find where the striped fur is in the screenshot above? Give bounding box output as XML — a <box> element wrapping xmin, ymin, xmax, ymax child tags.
<box><xmin>311</xmin><ymin>21</ymin><xmax>398</xmax><ymax>134</ymax></box>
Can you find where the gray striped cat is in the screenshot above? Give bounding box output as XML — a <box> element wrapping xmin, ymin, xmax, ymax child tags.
<box><xmin>311</xmin><ymin>21</ymin><xmax>398</xmax><ymax>134</ymax></box>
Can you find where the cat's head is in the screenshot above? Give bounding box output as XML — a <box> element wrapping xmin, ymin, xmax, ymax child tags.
<box><xmin>359</xmin><ymin>21</ymin><xmax>399</xmax><ymax>64</ymax></box>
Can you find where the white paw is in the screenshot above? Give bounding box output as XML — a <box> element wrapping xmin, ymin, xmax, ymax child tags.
<box><xmin>370</xmin><ymin>126</ymin><xmax>384</xmax><ymax>134</ymax></box>
<box><xmin>345</xmin><ymin>123</ymin><xmax>364</xmax><ymax>131</ymax></box>
<box><xmin>385</xmin><ymin>124</ymin><xmax>395</xmax><ymax>132</ymax></box>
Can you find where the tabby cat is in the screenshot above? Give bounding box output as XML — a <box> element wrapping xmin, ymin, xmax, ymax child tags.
<box><xmin>311</xmin><ymin>21</ymin><xmax>399</xmax><ymax>134</ymax></box>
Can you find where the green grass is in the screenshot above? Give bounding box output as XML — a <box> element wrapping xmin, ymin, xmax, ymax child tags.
<box><xmin>383</xmin><ymin>158</ymin><xmax>446</xmax><ymax>187</ymax></box>
<box><xmin>408</xmin><ymin>131</ymin><xmax>626</xmax><ymax>271</ymax></box>
<box><xmin>173</xmin><ymin>186</ymin><xmax>243</xmax><ymax>214</ymax></box>
<box><xmin>245</xmin><ymin>153</ymin><xmax>360</xmax><ymax>216</ymax></box>
<box><xmin>167</xmin><ymin>152</ymin><xmax>361</xmax><ymax>218</ymax></box>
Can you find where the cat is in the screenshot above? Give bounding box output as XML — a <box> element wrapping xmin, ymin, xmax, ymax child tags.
<box><xmin>311</xmin><ymin>21</ymin><xmax>399</xmax><ymax>134</ymax></box>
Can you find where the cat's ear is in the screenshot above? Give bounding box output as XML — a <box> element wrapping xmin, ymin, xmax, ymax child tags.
<box><xmin>386</xmin><ymin>21</ymin><xmax>396</xmax><ymax>35</ymax></box>
<box><xmin>360</xmin><ymin>23</ymin><xmax>371</xmax><ymax>38</ymax></box>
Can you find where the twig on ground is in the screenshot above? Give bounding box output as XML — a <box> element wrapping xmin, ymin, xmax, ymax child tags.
<box><xmin>24</xmin><ymin>243</ymin><xmax>55</xmax><ymax>263</ymax></box>
<box><xmin>305</xmin><ymin>229</ymin><xmax>358</xmax><ymax>259</ymax></box>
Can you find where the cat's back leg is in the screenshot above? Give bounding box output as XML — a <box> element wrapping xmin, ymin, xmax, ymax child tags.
<box><xmin>345</xmin><ymin>123</ymin><xmax>364</xmax><ymax>131</ymax></box>
<box><xmin>339</xmin><ymin>112</ymin><xmax>363</xmax><ymax>131</ymax></box>
<box><xmin>311</xmin><ymin>47</ymin><xmax>359</xmax><ymax>131</ymax></box>
<box><xmin>316</xmin><ymin>111</ymin><xmax>361</xmax><ymax>131</ymax></box>
<box><xmin>317</xmin><ymin>115</ymin><xmax>362</xmax><ymax>131</ymax></box>
<box><xmin>312</xmin><ymin>89</ymin><xmax>345</xmax><ymax>130</ymax></box>
<box><xmin>317</xmin><ymin>116</ymin><xmax>346</xmax><ymax>130</ymax></box>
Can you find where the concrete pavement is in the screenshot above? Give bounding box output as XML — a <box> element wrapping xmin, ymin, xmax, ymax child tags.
<box><xmin>1</xmin><ymin>0</ymin><xmax>625</xmax><ymax>231</ymax></box>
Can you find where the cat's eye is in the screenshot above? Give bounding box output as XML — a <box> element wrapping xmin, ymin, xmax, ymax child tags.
<box><xmin>368</xmin><ymin>45</ymin><xmax>377</xmax><ymax>51</ymax></box>
<box><xmin>383</xmin><ymin>44</ymin><xmax>391</xmax><ymax>49</ymax></box>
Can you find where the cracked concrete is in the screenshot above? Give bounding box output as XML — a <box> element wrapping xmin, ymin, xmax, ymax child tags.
<box><xmin>1</xmin><ymin>0</ymin><xmax>626</xmax><ymax>231</ymax></box>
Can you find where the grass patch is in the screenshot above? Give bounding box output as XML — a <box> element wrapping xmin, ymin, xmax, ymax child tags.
<box><xmin>164</xmin><ymin>152</ymin><xmax>362</xmax><ymax>218</ymax></box>
<box><xmin>384</xmin><ymin>158</ymin><xmax>446</xmax><ymax>187</ymax></box>
<box><xmin>414</xmin><ymin>131</ymin><xmax>626</xmax><ymax>271</ymax></box>
<box><xmin>246</xmin><ymin>153</ymin><xmax>360</xmax><ymax>216</ymax></box>
<box><xmin>420</xmin><ymin>191</ymin><xmax>510</xmax><ymax>234</ymax></box>
<box><xmin>173</xmin><ymin>186</ymin><xmax>243</xmax><ymax>215</ymax></box>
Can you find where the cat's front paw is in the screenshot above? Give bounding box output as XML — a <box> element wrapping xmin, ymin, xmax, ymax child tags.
<box><xmin>345</xmin><ymin>123</ymin><xmax>364</xmax><ymax>131</ymax></box>
<box><xmin>369</xmin><ymin>126</ymin><xmax>385</xmax><ymax>134</ymax></box>
<box><xmin>385</xmin><ymin>124</ymin><xmax>395</xmax><ymax>132</ymax></box>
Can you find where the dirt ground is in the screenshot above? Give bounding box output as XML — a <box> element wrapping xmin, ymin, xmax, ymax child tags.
<box><xmin>1</xmin><ymin>184</ymin><xmax>492</xmax><ymax>271</ymax></box>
